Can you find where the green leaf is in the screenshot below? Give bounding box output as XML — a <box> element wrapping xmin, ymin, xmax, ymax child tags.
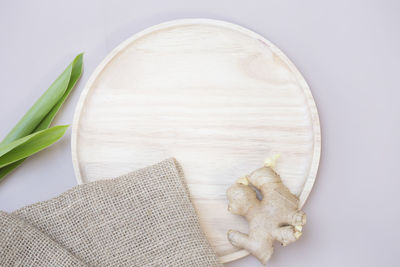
<box><xmin>35</xmin><ymin>53</ymin><xmax>83</xmax><ymax>131</ymax></box>
<box><xmin>0</xmin><ymin>54</ymin><xmax>83</xmax><ymax>180</ymax></box>
<box><xmin>1</xmin><ymin>59</ymin><xmax>73</xmax><ymax>145</ymax></box>
<box><xmin>0</xmin><ymin>161</ymin><xmax>22</xmax><ymax>180</ymax></box>
<box><xmin>0</xmin><ymin>125</ymin><xmax>68</xmax><ymax>168</ymax></box>
<box><xmin>0</xmin><ymin>133</ymin><xmax>40</xmax><ymax>158</ymax></box>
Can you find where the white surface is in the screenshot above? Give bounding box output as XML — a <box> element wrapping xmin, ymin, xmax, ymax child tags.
<box><xmin>0</xmin><ymin>1</ymin><xmax>399</xmax><ymax>266</ymax></box>
<box><xmin>70</xmin><ymin>19</ymin><xmax>321</xmax><ymax>262</ymax></box>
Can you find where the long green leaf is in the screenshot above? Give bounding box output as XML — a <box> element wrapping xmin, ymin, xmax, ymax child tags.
<box><xmin>0</xmin><ymin>126</ymin><xmax>68</xmax><ymax>168</ymax></box>
<box><xmin>36</xmin><ymin>53</ymin><xmax>83</xmax><ymax>131</ymax></box>
<box><xmin>1</xmin><ymin>60</ymin><xmax>73</xmax><ymax>145</ymax></box>
<box><xmin>0</xmin><ymin>133</ymin><xmax>41</xmax><ymax>158</ymax></box>
<box><xmin>0</xmin><ymin>161</ymin><xmax>21</xmax><ymax>179</ymax></box>
<box><xmin>0</xmin><ymin>54</ymin><xmax>83</xmax><ymax>180</ymax></box>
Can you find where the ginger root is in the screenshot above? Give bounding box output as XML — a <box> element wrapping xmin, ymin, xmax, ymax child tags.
<box><xmin>226</xmin><ymin>157</ymin><xmax>306</xmax><ymax>264</ymax></box>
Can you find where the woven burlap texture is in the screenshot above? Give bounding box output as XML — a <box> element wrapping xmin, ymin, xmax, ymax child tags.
<box><xmin>0</xmin><ymin>158</ymin><xmax>222</xmax><ymax>267</ymax></box>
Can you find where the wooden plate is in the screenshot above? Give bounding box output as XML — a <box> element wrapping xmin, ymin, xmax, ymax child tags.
<box><xmin>71</xmin><ymin>19</ymin><xmax>321</xmax><ymax>263</ymax></box>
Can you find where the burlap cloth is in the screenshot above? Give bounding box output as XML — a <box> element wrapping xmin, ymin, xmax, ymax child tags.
<box><xmin>0</xmin><ymin>158</ymin><xmax>223</xmax><ymax>266</ymax></box>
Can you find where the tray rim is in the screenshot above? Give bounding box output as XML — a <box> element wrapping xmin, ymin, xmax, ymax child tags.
<box><xmin>71</xmin><ymin>18</ymin><xmax>321</xmax><ymax>263</ymax></box>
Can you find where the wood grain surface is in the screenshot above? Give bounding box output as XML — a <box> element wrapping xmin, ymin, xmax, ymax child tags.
<box><xmin>71</xmin><ymin>19</ymin><xmax>321</xmax><ymax>263</ymax></box>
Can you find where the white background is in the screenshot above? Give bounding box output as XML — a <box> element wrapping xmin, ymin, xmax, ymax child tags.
<box><xmin>1</xmin><ymin>1</ymin><xmax>399</xmax><ymax>266</ymax></box>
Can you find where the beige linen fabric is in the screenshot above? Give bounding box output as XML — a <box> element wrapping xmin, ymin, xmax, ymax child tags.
<box><xmin>0</xmin><ymin>158</ymin><xmax>222</xmax><ymax>267</ymax></box>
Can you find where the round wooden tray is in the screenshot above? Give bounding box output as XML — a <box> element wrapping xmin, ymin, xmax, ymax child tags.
<box><xmin>71</xmin><ymin>19</ymin><xmax>321</xmax><ymax>263</ymax></box>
